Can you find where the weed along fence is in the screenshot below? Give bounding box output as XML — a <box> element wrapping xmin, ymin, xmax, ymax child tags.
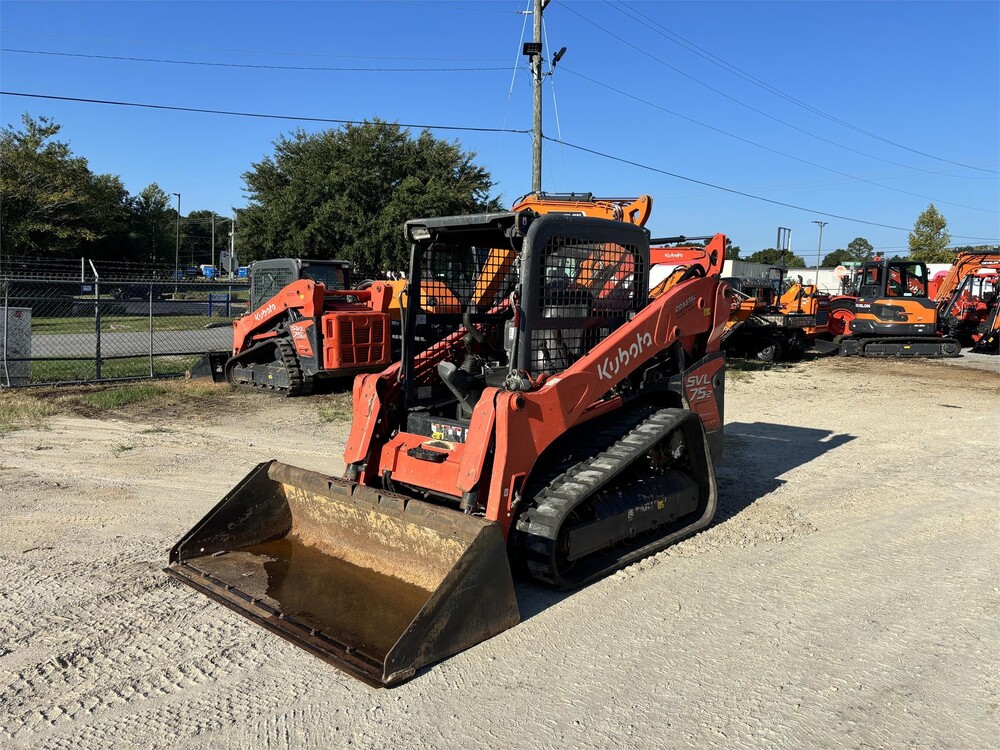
<box><xmin>1</xmin><ymin>276</ymin><xmax>249</xmax><ymax>387</ymax></box>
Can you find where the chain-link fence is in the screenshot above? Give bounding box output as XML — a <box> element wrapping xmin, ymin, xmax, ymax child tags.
<box><xmin>1</xmin><ymin>276</ymin><xmax>248</xmax><ymax>387</ymax></box>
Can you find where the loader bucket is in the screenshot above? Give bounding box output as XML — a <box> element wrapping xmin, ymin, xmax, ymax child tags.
<box><xmin>166</xmin><ymin>461</ymin><xmax>519</xmax><ymax>686</ymax></box>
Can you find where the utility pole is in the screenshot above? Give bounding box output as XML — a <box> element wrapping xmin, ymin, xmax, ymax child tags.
<box><xmin>812</xmin><ymin>220</ymin><xmax>828</xmax><ymax>292</ymax></box>
<box><xmin>521</xmin><ymin>1</ymin><xmax>564</xmax><ymax>194</ymax></box>
<box><xmin>211</xmin><ymin>214</ymin><xmax>216</xmax><ymax>272</ymax></box>
<box><xmin>531</xmin><ymin>0</ymin><xmax>544</xmax><ymax>193</ymax></box>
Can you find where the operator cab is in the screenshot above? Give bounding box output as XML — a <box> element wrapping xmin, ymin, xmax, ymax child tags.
<box><xmin>399</xmin><ymin>211</ymin><xmax>649</xmax><ymax>449</ymax></box>
<box><xmin>858</xmin><ymin>260</ymin><xmax>928</xmax><ymax>300</ymax></box>
<box><xmin>249</xmin><ymin>258</ymin><xmax>351</xmax><ymax>311</ymax></box>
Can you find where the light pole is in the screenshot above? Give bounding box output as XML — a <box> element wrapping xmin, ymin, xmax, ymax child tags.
<box><xmin>812</xmin><ymin>220</ymin><xmax>828</xmax><ymax>292</ymax></box>
<box><xmin>173</xmin><ymin>192</ymin><xmax>181</xmax><ymax>293</ymax></box>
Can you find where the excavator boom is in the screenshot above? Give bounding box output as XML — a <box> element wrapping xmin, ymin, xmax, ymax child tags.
<box><xmin>511</xmin><ymin>191</ymin><xmax>653</xmax><ymax>226</ymax></box>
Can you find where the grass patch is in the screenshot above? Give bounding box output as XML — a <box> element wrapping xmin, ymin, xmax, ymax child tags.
<box><xmin>185</xmin><ymin>384</ymin><xmax>221</xmax><ymax>399</ymax></box>
<box><xmin>113</xmin><ymin>442</ymin><xmax>135</xmax><ymax>455</ymax></box>
<box><xmin>3</xmin><ymin>377</ymin><xmax>231</xmax><ymax>429</ymax></box>
<box><xmin>31</xmin><ymin>355</ymin><xmax>202</xmax><ymax>383</ymax></box>
<box><xmin>0</xmin><ymin>393</ymin><xmax>60</xmax><ymax>435</ymax></box>
<box><xmin>727</xmin><ymin>368</ymin><xmax>754</xmax><ymax>383</ymax></box>
<box><xmin>727</xmin><ymin>358</ymin><xmax>778</xmax><ymax>373</ymax></box>
<box><xmin>80</xmin><ymin>385</ymin><xmax>167</xmax><ymax>410</ymax></box>
<box><xmin>317</xmin><ymin>393</ymin><xmax>353</xmax><ymax>424</ymax></box>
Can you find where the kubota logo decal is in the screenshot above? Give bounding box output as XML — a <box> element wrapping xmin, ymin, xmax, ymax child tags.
<box><xmin>597</xmin><ymin>331</ymin><xmax>653</xmax><ymax>380</ymax></box>
<box><xmin>254</xmin><ymin>303</ymin><xmax>277</xmax><ymax>322</ymax></box>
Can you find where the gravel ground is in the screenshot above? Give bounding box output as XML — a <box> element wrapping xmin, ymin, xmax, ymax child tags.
<box><xmin>1</xmin><ymin>355</ymin><xmax>997</xmax><ymax>749</ymax></box>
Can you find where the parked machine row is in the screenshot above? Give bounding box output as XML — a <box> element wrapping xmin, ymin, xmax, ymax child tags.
<box><xmin>169</xmin><ymin>193</ymin><xmax>995</xmax><ymax>690</ymax></box>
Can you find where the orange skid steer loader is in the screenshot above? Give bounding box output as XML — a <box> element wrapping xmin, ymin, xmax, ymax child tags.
<box><xmin>168</xmin><ymin>210</ymin><xmax>730</xmax><ymax>686</ymax></box>
<box><xmin>226</xmin><ymin>258</ymin><xmax>404</xmax><ymax>396</ymax></box>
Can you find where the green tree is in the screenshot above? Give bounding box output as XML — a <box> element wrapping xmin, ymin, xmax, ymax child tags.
<box><xmin>130</xmin><ymin>184</ymin><xmax>175</xmax><ymax>264</ymax></box>
<box><xmin>846</xmin><ymin>237</ymin><xmax>874</xmax><ymax>263</ymax></box>
<box><xmin>239</xmin><ymin>120</ymin><xmax>502</xmax><ymax>272</ymax></box>
<box><xmin>746</xmin><ymin>247</ymin><xmax>806</xmax><ymax>267</ymax></box>
<box><xmin>0</xmin><ymin>113</ymin><xmax>131</xmax><ymax>259</ymax></box>
<box><xmin>908</xmin><ymin>204</ymin><xmax>953</xmax><ymax>262</ymax></box>
<box><xmin>724</xmin><ymin>237</ymin><xmax>740</xmax><ymax>260</ymax></box>
<box><xmin>821</xmin><ymin>248</ymin><xmax>853</xmax><ymax>266</ymax></box>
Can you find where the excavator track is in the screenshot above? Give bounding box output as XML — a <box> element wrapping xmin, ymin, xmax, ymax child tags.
<box><xmin>225</xmin><ymin>336</ymin><xmax>314</xmax><ymax>396</ymax></box>
<box><xmin>512</xmin><ymin>405</ymin><xmax>716</xmax><ymax>590</ymax></box>
<box><xmin>839</xmin><ymin>335</ymin><xmax>961</xmax><ymax>358</ymax></box>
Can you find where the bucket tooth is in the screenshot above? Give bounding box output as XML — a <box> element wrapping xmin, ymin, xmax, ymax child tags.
<box><xmin>166</xmin><ymin>461</ymin><xmax>519</xmax><ymax>686</ymax></box>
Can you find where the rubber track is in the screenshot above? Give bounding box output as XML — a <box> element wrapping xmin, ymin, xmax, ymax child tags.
<box><xmin>514</xmin><ymin>405</ymin><xmax>701</xmax><ymax>589</ymax></box>
<box><xmin>843</xmin><ymin>336</ymin><xmax>961</xmax><ymax>358</ymax></box>
<box><xmin>226</xmin><ymin>337</ymin><xmax>314</xmax><ymax>396</ymax></box>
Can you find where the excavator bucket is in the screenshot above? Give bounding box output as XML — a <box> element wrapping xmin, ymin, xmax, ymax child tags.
<box><xmin>166</xmin><ymin>461</ymin><xmax>519</xmax><ymax>687</ymax></box>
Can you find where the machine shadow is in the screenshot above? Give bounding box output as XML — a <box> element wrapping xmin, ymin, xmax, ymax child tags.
<box><xmin>515</xmin><ymin>421</ymin><xmax>855</xmax><ymax>621</ymax></box>
<box><xmin>714</xmin><ymin>421</ymin><xmax>855</xmax><ymax>525</ymax></box>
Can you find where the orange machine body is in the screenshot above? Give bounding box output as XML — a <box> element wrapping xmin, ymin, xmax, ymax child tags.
<box><xmin>933</xmin><ymin>251</ymin><xmax>1000</xmax><ymax>345</ymax></box>
<box><xmin>233</xmin><ymin>279</ymin><xmax>395</xmax><ymax>374</ymax></box>
<box><xmin>344</xmin><ymin>275</ymin><xmax>728</xmax><ymax>538</ymax></box>
<box><xmin>343</xmin><ymin>212</ymin><xmax>729</xmax><ymax>540</ymax></box>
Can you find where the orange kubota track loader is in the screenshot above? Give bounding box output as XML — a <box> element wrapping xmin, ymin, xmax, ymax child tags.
<box><xmin>168</xmin><ymin>210</ymin><xmax>730</xmax><ymax>686</ymax></box>
<box><xmin>226</xmin><ymin>258</ymin><xmax>405</xmax><ymax>396</ymax></box>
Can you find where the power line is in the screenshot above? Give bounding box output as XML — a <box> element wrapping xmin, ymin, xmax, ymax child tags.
<box><xmin>556</xmin><ymin>1</ymin><xmax>1000</xmax><ymax>177</ymax></box>
<box><xmin>544</xmin><ymin>135</ymin><xmax>1000</xmax><ymax>240</ymax></box>
<box><xmin>495</xmin><ymin>0</ymin><xmax>533</xmax><ymax>166</ymax></box>
<box><xmin>0</xmin><ymin>91</ymin><xmax>532</xmax><ymax>134</ymax></box>
<box><xmin>371</xmin><ymin>0</ymin><xmax>524</xmax><ymax>14</ymax></box>
<box><xmin>1</xmin><ymin>29</ymin><xmax>509</xmax><ymax>61</ymax></box>
<box><xmin>560</xmin><ymin>67</ymin><xmax>998</xmax><ymax>214</ymax></box>
<box><xmin>611</xmin><ymin>0</ymin><xmax>998</xmax><ymax>175</ymax></box>
<box><xmin>0</xmin><ymin>48</ymin><xmax>510</xmax><ymax>73</ymax></box>
<box><xmin>4</xmin><ymin>89</ymin><xmax>995</xmax><ymax>241</ymax></box>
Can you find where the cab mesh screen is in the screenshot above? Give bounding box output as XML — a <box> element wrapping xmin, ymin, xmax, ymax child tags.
<box><xmin>531</xmin><ymin>236</ymin><xmax>642</xmax><ymax>374</ymax></box>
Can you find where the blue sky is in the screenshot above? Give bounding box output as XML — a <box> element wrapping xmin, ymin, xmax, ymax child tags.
<box><xmin>2</xmin><ymin>0</ymin><xmax>998</xmax><ymax>259</ymax></box>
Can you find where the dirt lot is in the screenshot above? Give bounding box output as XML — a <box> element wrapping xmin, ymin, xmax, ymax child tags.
<box><xmin>1</xmin><ymin>356</ymin><xmax>997</xmax><ymax>749</ymax></box>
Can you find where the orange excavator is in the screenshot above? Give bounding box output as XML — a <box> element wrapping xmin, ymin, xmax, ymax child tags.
<box><xmin>168</xmin><ymin>209</ymin><xmax>730</xmax><ymax>686</ymax></box>
<box><xmin>839</xmin><ymin>258</ymin><xmax>960</xmax><ymax>357</ymax></box>
<box><xmin>933</xmin><ymin>250</ymin><xmax>1000</xmax><ymax>351</ymax></box>
<box><xmin>512</xmin><ymin>191</ymin><xmax>652</xmax><ymax>226</ymax></box>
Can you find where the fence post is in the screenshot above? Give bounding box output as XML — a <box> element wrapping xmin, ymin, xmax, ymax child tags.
<box><xmin>94</xmin><ymin>277</ymin><xmax>102</xmax><ymax>380</ymax></box>
<box><xmin>2</xmin><ymin>283</ymin><xmax>10</xmax><ymax>388</ymax></box>
<box><xmin>227</xmin><ymin>282</ymin><xmax>232</xmax><ymax>317</ymax></box>
<box><xmin>149</xmin><ymin>282</ymin><xmax>154</xmax><ymax>377</ymax></box>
